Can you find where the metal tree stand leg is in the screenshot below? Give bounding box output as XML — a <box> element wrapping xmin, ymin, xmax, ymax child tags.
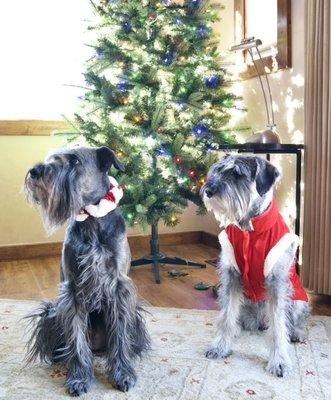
<box><xmin>131</xmin><ymin>223</ymin><xmax>206</xmax><ymax>284</ymax></box>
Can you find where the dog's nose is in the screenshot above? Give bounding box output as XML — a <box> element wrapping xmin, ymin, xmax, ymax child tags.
<box><xmin>29</xmin><ymin>164</ymin><xmax>44</xmax><ymax>180</ymax></box>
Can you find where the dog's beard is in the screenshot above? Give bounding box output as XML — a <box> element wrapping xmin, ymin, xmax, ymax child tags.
<box><xmin>203</xmin><ymin>194</ymin><xmax>231</xmax><ymax>227</ymax></box>
<box><xmin>25</xmin><ymin>167</ymin><xmax>83</xmax><ymax>234</ymax></box>
<box><xmin>203</xmin><ymin>182</ymin><xmax>259</xmax><ymax>230</ymax></box>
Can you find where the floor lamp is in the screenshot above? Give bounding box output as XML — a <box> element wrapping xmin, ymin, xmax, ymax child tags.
<box><xmin>231</xmin><ymin>37</ymin><xmax>281</xmax><ymax>144</ymax></box>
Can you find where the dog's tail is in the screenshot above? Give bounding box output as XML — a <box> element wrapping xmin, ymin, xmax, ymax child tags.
<box><xmin>24</xmin><ymin>300</ymin><xmax>65</xmax><ymax>365</ymax></box>
<box><xmin>131</xmin><ymin>304</ymin><xmax>152</xmax><ymax>357</ymax></box>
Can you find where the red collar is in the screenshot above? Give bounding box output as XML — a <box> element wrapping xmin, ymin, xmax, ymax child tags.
<box><xmin>250</xmin><ymin>198</ymin><xmax>279</xmax><ymax>232</ymax></box>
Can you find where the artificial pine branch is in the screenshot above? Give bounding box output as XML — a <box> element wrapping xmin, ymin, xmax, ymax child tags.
<box><xmin>68</xmin><ymin>0</ymin><xmax>243</xmax><ymax>228</ymax></box>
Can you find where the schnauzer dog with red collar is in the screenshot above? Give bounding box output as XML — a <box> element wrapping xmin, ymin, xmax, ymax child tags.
<box><xmin>24</xmin><ymin>146</ymin><xmax>150</xmax><ymax>396</ymax></box>
<box><xmin>201</xmin><ymin>154</ymin><xmax>309</xmax><ymax>377</ymax></box>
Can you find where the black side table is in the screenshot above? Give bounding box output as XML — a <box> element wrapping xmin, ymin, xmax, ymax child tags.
<box><xmin>217</xmin><ymin>144</ymin><xmax>304</xmax><ymax>238</ymax></box>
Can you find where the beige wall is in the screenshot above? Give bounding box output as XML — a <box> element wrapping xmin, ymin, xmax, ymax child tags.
<box><xmin>240</xmin><ymin>0</ymin><xmax>304</xmax><ymax>230</ymax></box>
<box><xmin>0</xmin><ymin>136</ymin><xmax>67</xmax><ymax>245</ymax></box>
<box><xmin>202</xmin><ymin>0</ymin><xmax>305</xmax><ymax>235</ymax></box>
<box><xmin>0</xmin><ymin>136</ymin><xmax>206</xmax><ymax>246</ymax></box>
<box><xmin>0</xmin><ymin>0</ymin><xmax>305</xmax><ymax>245</ymax></box>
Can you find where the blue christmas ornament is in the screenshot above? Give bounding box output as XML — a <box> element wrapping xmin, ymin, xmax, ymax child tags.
<box><xmin>96</xmin><ymin>47</ymin><xmax>104</xmax><ymax>57</ymax></box>
<box><xmin>188</xmin><ymin>0</ymin><xmax>200</xmax><ymax>10</ymax></box>
<box><xmin>192</xmin><ymin>123</ymin><xmax>208</xmax><ymax>137</ymax></box>
<box><xmin>178</xmin><ymin>99</ymin><xmax>186</xmax><ymax>110</ymax></box>
<box><xmin>122</xmin><ymin>21</ymin><xmax>132</xmax><ymax>32</ymax></box>
<box><xmin>174</xmin><ymin>15</ymin><xmax>183</xmax><ymax>25</ymax></box>
<box><xmin>161</xmin><ymin>52</ymin><xmax>175</xmax><ymax>66</ymax></box>
<box><xmin>117</xmin><ymin>77</ymin><xmax>129</xmax><ymax>90</ymax></box>
<box><xmin>197</xmin><ymin>24</ymin><xmax>209</xmax><ymax>38</ymax></box>
<box><xmin>162</xmin><ymin>0</ymin><xmax>170</xmax><ymax>4</ymax></box>
<box><xmin>156</xmin><ymin>145</ymin><xmax>167</xmax><ymax>156</ymax></box>
<box><xmin>205</xmin><ymin>74</ymin><xmax>220</xmax><ymax>88</ymax></box>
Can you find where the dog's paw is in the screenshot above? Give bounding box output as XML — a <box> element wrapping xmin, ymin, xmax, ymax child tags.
<box><xmin>266</xmin><ymin>360</ymin><xmax>292</xmax><ymax>377</ymax></box>
<box><xmin>205</xmin><ymin>346</ymin><xmax>232</xmax><ymax>359</ymax></box>
<box><xmin>66</xmin><ymin>378</ymin><xmax>92</xmax><ymax>397</ymax></box>
<box><xmin>113</xmin><ymin>369</ymin><xmax>137</xmax><ymax>392</ymax></box>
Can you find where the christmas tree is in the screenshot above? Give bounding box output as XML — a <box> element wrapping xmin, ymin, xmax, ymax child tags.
<box><xmin>70</xmin><ymin>0</ymin><xmax>239</xmax><ymax>230</ymax></box>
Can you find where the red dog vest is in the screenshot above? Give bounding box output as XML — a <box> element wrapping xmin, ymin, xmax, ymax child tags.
<box><xmin>223</xmin><ymin>199</ymin><xmax>308</xmax><ymax>303</ymax></box>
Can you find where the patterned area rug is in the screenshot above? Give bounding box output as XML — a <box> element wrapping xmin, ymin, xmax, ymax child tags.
<box><xmin>0</xmin><ymin>299</ymin><xmax>330</xmax><ymax>400</ymax></box>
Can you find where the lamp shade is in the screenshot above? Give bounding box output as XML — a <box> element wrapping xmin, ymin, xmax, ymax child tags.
<box><xmin>245</xmin><ymin>127</ymin><xmax>281</xmax><ymax>144</ymax></box>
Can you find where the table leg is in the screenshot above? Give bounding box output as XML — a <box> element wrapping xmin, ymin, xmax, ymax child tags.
<box><xmin>295</xmin><ymin>150</ymin><xmax>302</xmax><ymax>237</ymax></box>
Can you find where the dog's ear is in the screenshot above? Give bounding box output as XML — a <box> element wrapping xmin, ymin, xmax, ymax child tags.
<box><xmin>111</xmin><ymin>151</ymin><xmax>125</xmax><ymax>172</ymax></box>
<box><xmin>96</xmin><ymin>147</ymin><xmax>125</xmax><ymax>172</ymax></box>
<box><xmin>232</xmin><ymin>157</ymin><xmax>256</xmax><ymax>179</ymax></box>
<box><xmin>254</xmin><ymin>157</ymin><xmax>280</xmax><ymax>196</ymax></box>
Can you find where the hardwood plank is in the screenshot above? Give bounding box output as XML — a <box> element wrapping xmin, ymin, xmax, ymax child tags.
<box><xmin>0</xmin><ymin>243</ymin><xmax>330</xmax><ymax>316</ymax></box>
<box><xmin>130</xmin><ymin>244</ymin><xmax>219</xmax><ymax>310</ymax></box>
<box><xmin>308</xmin><ymin>293</ymin><xmax>331</xmax><ymax>316</ymax></box>
<box><xmin>29</xmin><ymin>257</ymin><xmax>60</xmax><ymax>299</ymax></box>
<box><xmin>0</xmin><ymin>259</ymin><xmax>41</xmax><ymax>299</ymax></box>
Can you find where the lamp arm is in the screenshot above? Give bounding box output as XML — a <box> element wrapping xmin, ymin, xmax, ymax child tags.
<box><xmin>230</xmin><ymin>37</ymin><xmax>262</xmax><ymax>51</ymax></box>
<box><xmin>255</xmin><ymin>46</ymin><xmax>275</xmax><ymax>126</ymax></box>
<box><xmin>247</xmin><ymin>48</ymin><xmax>271</xmax><ymax>127</ymax></box>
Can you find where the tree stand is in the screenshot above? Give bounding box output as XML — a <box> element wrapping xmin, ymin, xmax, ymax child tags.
<box><xmin>131</xmin><ymin>223</ymin><xmax>206</xmax><ymax>283</ymax></box>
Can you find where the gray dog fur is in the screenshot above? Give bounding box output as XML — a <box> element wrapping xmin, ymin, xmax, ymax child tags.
<box><xmin>24</xmin><ymin>146</ymin><xmax>150</xmax><ymax>396</ymax></box>
<box><xmin>201</xmin><ymin>154</ymin><xmax>309</xmax><ymax>378</ymax></box>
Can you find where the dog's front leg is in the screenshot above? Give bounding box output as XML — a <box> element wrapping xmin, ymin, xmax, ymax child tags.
<box><xmin>105</xmin><ymin>275</ymin><xmax>137</xmax><ymax>392</ymax></box>
<box><xmin>265</xmin><ymin>264</ymin><xmax>293</xmax><ymax>377</ymax></box>
<box><xmin>205</xmin><ymin>265</ymin><xmax>243</xmax><ymax>359</ymax></box>
<box><xmin>58</xmin><ymin>284</ymin><xmax>94</xmax><ymax>396</ymax></box>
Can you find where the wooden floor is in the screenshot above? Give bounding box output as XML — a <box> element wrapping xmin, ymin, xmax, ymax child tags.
<box><xmin>0</xmin><ymin>243</ymin><xmax>330</xmax><ymax>315</ymax></box>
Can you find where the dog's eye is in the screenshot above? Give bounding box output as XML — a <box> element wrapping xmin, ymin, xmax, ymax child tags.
<box><xmin>233</xmin><ymin>170</ymin><xmax>241</xmax><ymax>178</ymax></box>
<box><xmin>68</xmin><ymin>155</ymin><xmax>81</xmax><ymax>166</ymax></box>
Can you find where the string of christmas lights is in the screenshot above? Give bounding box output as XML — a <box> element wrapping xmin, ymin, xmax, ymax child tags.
<box><xmin>68</xmin><ymin>0</ymin><xmax>241</xmax><ymax>229</ymax></box>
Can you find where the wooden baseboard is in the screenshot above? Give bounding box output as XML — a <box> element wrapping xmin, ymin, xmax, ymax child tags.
<box><xmin>0</xmin><ymin>231</ymin><xmax>218</xmax><ymax>262</ymax></box>
<box><xmin>201</xmin><ymin>231</ymin><xmax>220</xmax><ymax>249</ymax></box>
<box><xmin>0</xmin><ymin>120</ymin><xmax>68</xmax><ymax>136</ymax></box>
<box><xmin>0</xmin><ymin>242</ymin><xmax>63</xmax><ymax>261</ymax></box>
<box><xmin>128</xmin><ymin>230</ymin><xmax>202</xmax><ymax>250</ymax></box>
